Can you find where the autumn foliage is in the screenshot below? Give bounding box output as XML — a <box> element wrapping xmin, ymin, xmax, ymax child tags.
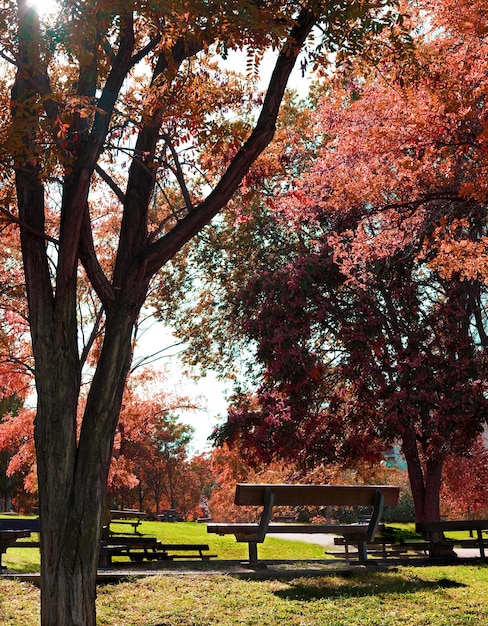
<box><xmin>161</xmin><ymin>0</ymin><xmax>488</xmax><ymax>524</ymax></box>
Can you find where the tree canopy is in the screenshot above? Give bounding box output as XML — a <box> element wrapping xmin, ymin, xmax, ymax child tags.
<box><xmin>158</xmin><ymin>0</ymin><xmax>488</xmax><ymax>522</ymax></box>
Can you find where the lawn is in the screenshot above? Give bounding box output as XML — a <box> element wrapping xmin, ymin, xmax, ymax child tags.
<box><xmin>2</xmin><ymin>520</ymin><xmax>487</xmax><ymax>625</ymax></box>
<box><xmin>0</xmin><ymin>564</ymin><xmax>487</xmax><ymax>625</ymax></box>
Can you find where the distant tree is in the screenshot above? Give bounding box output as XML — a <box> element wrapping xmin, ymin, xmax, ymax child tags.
<box><xmin>0</xmin><ymin>367</ymin><xmax>204</xmax><ymax>517</ymax></box>
<box><xmin>114</xmin><ymin>400</ymin><xmax>195</xmax><ymax>515</ymax></box>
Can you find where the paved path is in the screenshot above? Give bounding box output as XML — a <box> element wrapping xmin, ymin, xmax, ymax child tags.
<box><xmin>267</xmin><ymin>532</ymin><xmax>336</xmax><ymax>547</ymax></box>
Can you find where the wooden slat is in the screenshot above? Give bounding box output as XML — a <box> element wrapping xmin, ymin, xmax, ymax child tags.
<box><xmin>234</xmin><ymin>484</ymin><xmax>399</xmax><ymax>507</ymax></box>
<box><xmin>417</xmin><ymin>520</ymin><xmax>488</xmax><ymax>533</ymax></box>
<box><xmin>0</xmin><ymin>518</ymin><xmax>40</xmax><ymax>532</ymax></box>
<box><xmin>206</xmin><ymin>522</ymin><xmax>386</xmax><ymax>537</ymax></box>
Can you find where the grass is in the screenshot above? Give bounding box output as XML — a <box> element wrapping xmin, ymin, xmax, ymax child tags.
<box><xmin>3</xmin><ymin>519</ymin><xmax>488</xmax><ymax>625</ymax></box>
<box><xmin>2</xmin><ymin>518</ymin><xmax>480</xmax><ymax>573</ymax></box>
<box><xmin>2</xmin><ymin>518</ymin><xmax>482</xmax><ymax>573</ymax></box>
<box><xmin>1</xmin><ymin>564</ymin><xmax>487</xmax><ymax>625</ymax></box>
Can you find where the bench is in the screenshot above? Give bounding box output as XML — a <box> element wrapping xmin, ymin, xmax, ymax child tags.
<box><xmin>110</xmin><ymin>509</ymin><xmax>145</xmax><ymax>535</ymax></box>
<box><xmin>416</xmin><ymin>519</ymin><xmax>488</xmax><ymax>559</ymax></box>
<box><xmin>207</xmin><ymin>483</ymin><xmax>399</xmax><ymax>565</ymax></box>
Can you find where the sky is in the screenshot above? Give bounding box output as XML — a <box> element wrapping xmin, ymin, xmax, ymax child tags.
<box><xmin>132</xmin><ymin>320</ymin><xmax>231</xmax><ymax>454</ymax></box>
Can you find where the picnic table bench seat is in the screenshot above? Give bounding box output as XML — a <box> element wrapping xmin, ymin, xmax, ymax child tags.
<box><xmin>207</xmin><ymin>483</ymin><xmax>399</xmax><ymax>565</ymax></box>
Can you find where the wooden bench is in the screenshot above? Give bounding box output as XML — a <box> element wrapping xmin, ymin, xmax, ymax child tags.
<box><xmin>207</xmin><ymin>483</ymin><xmax>399</xmax><ymax>565</ymax></box>
<box><xmin>416</xmin><ymin>519</ymin><xmax>488</xmax><ymax>559</ymax></box>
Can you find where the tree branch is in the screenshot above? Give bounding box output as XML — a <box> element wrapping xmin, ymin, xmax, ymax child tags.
<box><xmin>161</xmin><ymin>132</ymin><xmax>194</xmax><ymax>213</ymax></box>
<box><xmin>94</xmin><ymin>164</ymin><xmax>126</xmax><ymax>203</ymax></box>
<box><xmin>143</xmin><ymin>7</ymin><xmax>318</xmax><ymax>275</ymax></box>
<box><xmin>0</xmin><ymin>205</ymin><xmax>58</xmax><ymax>245</ymax></box>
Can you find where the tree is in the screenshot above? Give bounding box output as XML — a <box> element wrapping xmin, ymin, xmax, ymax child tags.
<box><xmin>111</xmin><ymin>381</ymin><xmax>197</xmax><ymax>516</ymax></box>
<box><xmin>159</xmin><ymin>0</ymin><xmax>488</xmax><ymax>523</ymax></box>
<box><xmin>0</xmin><ymin>367</ymin><xmax>203</xmax><ymax>516</ymax></box>
<box><xmin>1</xmin><ymin>1</ymin><xmax>409</xmax><ymax>622</ymax></box>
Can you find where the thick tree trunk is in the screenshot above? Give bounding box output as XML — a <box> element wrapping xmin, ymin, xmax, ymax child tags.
<box><xmin>401</xmin><ymin>427</ymin><xmax>443</xmax><ymax>522</ymax></box>
<box><xmin>36</xmin><ymin>301</ymin><xmax>140</xmax><ymax>625</ymax></box>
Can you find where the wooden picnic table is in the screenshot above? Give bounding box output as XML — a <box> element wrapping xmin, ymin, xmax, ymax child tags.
<box><xmin>416</xmin><ymin>519</ymin><xmax>488</xmax><ymax>559</ymax></box>
<box><xmin>208</xmin><ymin>483</ymin><xmax>399</xmax><ymax>565</ymax></box>
<box><xmin>99</xmin><ymin>535</ymin><xmax>216</xmax><ymax>566</ymax></box>
<box><xmin>110</xmin><ymin>509</ymin><xmax>145</xmax><ymax>535</ymax></box>
<box><xmin>0</xmin><ymin>530</ymin><xmax>32</xmax><ymax>569</ymax></box>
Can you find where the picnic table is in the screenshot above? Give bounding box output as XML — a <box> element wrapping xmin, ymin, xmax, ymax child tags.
<box><xmin>99</xmin><ymin>536</ymin><xmax>216</xmax><ymax>566</ymax></box>
<box><xmin>109</xmin><ymin>509</ymin><xmax>145</xmax><ymax>535</ymax></box>
<box><xmin>207</xmin><ymin>483</ymin><xmax>399</xmax><ymax>565</ymax></box>
<box><xmin>98</xmin><ymin>509</ymin><xmax>217</xmax><ymax>566</ymax></box>
<box><xmin>0</xmin><ymin>529</ymin><xmax>34</xmax><ymax>569</ymax></box>
<box><xmin>416</xmin><ymin>519</ymin><xmax>488</xmax><ymax>559</ymax></box>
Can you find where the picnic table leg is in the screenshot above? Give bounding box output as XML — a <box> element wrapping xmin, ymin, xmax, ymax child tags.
<box><xmin>248</xmin><ymin>542</ymin><xmax>259</xmax><ymax>565</ymax></box>
<box><xmin>357</xmin><ymin>541</ymin><xmax>368</xmax><ymax>563</ymax></box>
<box><xmin>477</xmin><ymin>530</ymin><xmax>485</xmax><ymax>559</ymax></box>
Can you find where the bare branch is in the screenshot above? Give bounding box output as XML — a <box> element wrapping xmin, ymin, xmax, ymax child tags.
<box><xmin>161</xmin><ymin>132</ymin><xmax>194</xmax><ymax>213</ymax></box>
<box><xmin>0</xmin><ymin>205</ymin><xmax>59</xmax><ymax>245</ymax></box>
<box><xmin>94</xmin><ymin>164</ymin><xmax>125</xmax><ymax>203</ymax></box>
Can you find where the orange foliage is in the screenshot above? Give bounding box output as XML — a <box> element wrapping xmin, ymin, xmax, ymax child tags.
<box><xmin>441</xmin><ymin>437</ymin><xmax>488</xmax><ymax>519</ymax></box>
<box><xmin>279</xmin><ymin>0</ymin><xmax>488</xmax><ymax>285</ymax></box>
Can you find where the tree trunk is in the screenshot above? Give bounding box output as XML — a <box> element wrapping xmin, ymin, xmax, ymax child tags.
<box><xmin>401</xmin><ymin>427</ymin><xmax>443</xmax><ymax>522</ymax></box>
<box><xmin>36</xmin><ymin>300</ymin><xmax>140</xmax><ymax>625</ymax></box>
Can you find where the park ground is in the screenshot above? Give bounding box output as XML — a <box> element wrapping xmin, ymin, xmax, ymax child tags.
<box><xmin>1</xmin><ymin>563</ymin><xmax>487</xmax><ymax>625</ymax></box>
<box><xmin>1</xmin><ymin>522</ymin><xmax>487</xmax><ymax>625</ymax></box>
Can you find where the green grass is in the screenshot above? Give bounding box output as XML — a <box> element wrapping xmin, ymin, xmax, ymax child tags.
<box><xmin>1</xmin><ymin>564</ymin><xmax>487</xmax><ymax>625</ymax></box>
<box><xmin>2</xmin><ymin>518</ymin><xmax>482</xmax><ymax>573</ymax></box>
<box><xmin>2</xmin><ymin>519</ymin><xmax>488</xmax><ymax>624</ymax></box>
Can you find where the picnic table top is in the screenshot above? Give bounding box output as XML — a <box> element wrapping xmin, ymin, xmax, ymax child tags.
<box><xmin>0</xmin><ymin>530</ymin><xmax>32</xmax><ymax>540</ymax></box>
<box><xmin>110</xmin><ymin>509</ymin><xmax>145</xmax><ymax>520</ymax></box>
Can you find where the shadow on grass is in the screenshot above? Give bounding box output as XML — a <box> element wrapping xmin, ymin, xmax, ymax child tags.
<box><xmin>273</xmin><ymin>572</ymin><xmax>466</xmax><ymax>601</ymax></box>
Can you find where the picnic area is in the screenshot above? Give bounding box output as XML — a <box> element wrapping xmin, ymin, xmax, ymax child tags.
<box><xmin>1</xmin><ymin>480</ymin><xmax>488</xmax><ymax>625</ymax></box>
